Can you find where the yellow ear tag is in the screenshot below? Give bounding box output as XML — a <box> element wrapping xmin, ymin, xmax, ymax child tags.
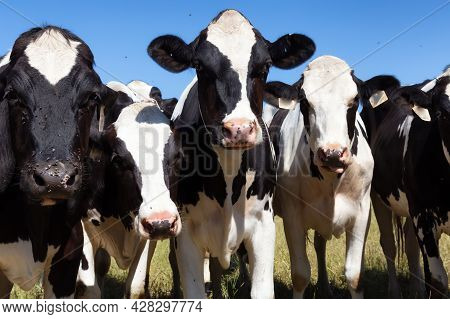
<box><xmin>369</xmin><ymin>90</ymin><xmax>388</xmax><ymax>108</ymax></box>
<box><xmin>278</xmin><ymin>98</ymin><xmax>297</xmax><ymax>110</ymax></box>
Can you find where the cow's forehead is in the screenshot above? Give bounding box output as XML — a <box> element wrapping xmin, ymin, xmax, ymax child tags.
<box><xmin>24</xmin><ymin>29</ymin><xmax>80</xmax><ymax>85</ymax></box>
<box><xmin>302</xmin><ymin>56</ymin><xmax>357</xmax><ymax>105</ymax></box>
<box><xmin>206</xmin><ymin>10</ymin><xmax>256</xmax><ymax>69</ymax></box>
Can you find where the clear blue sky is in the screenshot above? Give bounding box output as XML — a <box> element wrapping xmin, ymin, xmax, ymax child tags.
<box><xmin>1</xmin><ymin>1</ymin><xmax>449</xmax><ymax>99</ymax></box>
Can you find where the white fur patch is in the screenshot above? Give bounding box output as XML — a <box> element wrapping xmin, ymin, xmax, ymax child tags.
<box><xmin>24</xmin><ymin>29</ymin><xmax>80</xmax><ymax>85</ymax></box>
<box><xmin>398</xmin><ymin>115</ymin><xmax>414</xmax><ymax>158</ymax></box>
<box><xmin>0</xmin><ymin>240</ymin><xmax>58</xmax><ymax>291</ymax></box>
<box><xmin>387</xmin><ymin>191</ymin><xmax>410</xmax><ymax>217</ymax></box>
<box><xmin>442</xmin><ymin>142</ymin><xmax>450</xmax><ymax>165</ymax></box>
<box><xmin>369</xmin><ymin>90</ymin><xmax>388</xmax><ymax>108</ymax></box>
<box><xmin>127</xmin><ymin>80</ymin><xmax>154</xmax><ymax>102</ymax></box>
<box><xmin>114</xmin><ymin>102</ymin><xmax>178</xmax><ymax>220</ymax></box>
<box><xmin>0</xmin><ymin>50</ymin><xmax>11</xmax><ymax>67</ymax></box>
<box><xmin>301</xmin><ymin>56</ymin><xmax>358</xmax><ymax>152</ymax></box>
<box><xmin>172</xmin><ymin>76</ymin><xmax>197</xmax><ymax>121</ymax></box>
<box><xmin>207</xmin><ymin>10</ymin><xmax>257</xmax><ymax>124</ymax></box>
<box><xmin>107</xmin><ymin>81</ymin><xmax>140</xmax><ymax>102</ymax></box>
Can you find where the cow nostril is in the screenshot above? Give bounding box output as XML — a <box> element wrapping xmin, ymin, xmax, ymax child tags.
<box><xmin>170</xmin><ymin>216</ymin><xmax>178</xmax><ymax>230</ymax></box>
<box><xmin>66</xmin><ymin>169</ymin><xmax>78</xmax><ymax>186</ymax></box>
<box><xmin>33</xmin><ymin>173</ymin><xmax>46</xmax><ymax>187</ymax></box>
<box><xmin>222</xmin><ymin>125</ymin><xmax>233</xmax><ymax>139</ymax></box>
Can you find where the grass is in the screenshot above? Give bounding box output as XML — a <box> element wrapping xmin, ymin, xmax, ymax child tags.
<box><xmin>11</xmin><ymin>214</ymin><xmax>450</xmax><ymax>298</ymax></box>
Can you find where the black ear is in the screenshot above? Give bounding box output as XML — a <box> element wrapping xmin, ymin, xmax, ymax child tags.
<box><xmin>357</xmin><ymin>74</ymin><xmax>400</xmax><ymax>109</ymax></box>
<box><xmin>264</xmin><ymin>81</ymin><xmax>299</xmax><ymax>108</ymax></box>
<box><xmin>102</xmin><ymin>87</ymin><xmax>133</xmax><ymax>128</ymax></box>
<box><xmin>0</xmin><ymin>97</ymin><xmax>14</xmax><ymax>193</ymax></box>
<box><xmin>148</xmin><ymin>35</ymin><xmax>193</xmax><ymax>73</ymax></box>
<box><xmin>160</xmin><ymin>98</ymin><xmax>178</xmax><ymax>119</ymax></box>
<box><xmin>269</xmin><ymin>34</ymin><xmax>315</xmax><ymax>69</ymax></box>
<box><xmin>398</xmin><ymin>86</ymin><xmax>432</xmax><ymax>109</ymax></box>
<box><xmin>149</xmin><ymin>86</ymin><xmax>162</xmax><ymax>103</ymax></box>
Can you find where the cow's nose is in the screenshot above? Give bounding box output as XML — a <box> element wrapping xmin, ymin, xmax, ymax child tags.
<box><xmin>140</xmin><ymin>212</ymin><xmax>179</xmax><ymax>239</ymax></box>
<box><xmin>222</xmin><ymin>119</ymin><xmax>257</xmax><ymax>148</ymax></box>
<box><xmin>31</xmin><ymin>161</ymin><xmax>81</xmax><ymax>198</ymax></box>
<box><xmin>317</xmin><ymin>147</ymin><xmax>349</xmax><ymax>168</ymax></box>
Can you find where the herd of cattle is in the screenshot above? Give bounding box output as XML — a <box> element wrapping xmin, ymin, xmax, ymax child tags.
<box><xmin>0</xmin><ymin>9</ymin><xmax>448</xmax><ymax>299</ymax></box>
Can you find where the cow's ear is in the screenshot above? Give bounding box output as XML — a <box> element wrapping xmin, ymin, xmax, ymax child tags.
<box><xmin>269</xmin><ymin>34</ymin><xmax>315</xmax><ymax>69</ymax></box>
<box><xmin>399</xmin><ymin>85</ymin><xmax>433</xmax><ymax>121</ymax></box>
<box><xmin>149</xmin><ymin>86</ymin><xmax>162</xmax><ymax>103</ymax></box>
<box><xmin>159</xmin><ymin>98</ymin><xmax>178</xmax><ymax>119</ymax></box>
<box><xmin>148</xmin><ymin>35</ymin><xmax>193</xmax><ymax>73</ymax></box>
<box><xmin>357</xmin><ymin>74</ymin><xmax>400</xmax><ymax>108</ymax></box>
<box><xmin>0</xmin><ymin>98</ymin><xmax>14</xmax><ymax>193</ymax></box>
<box><xmin>264</xmin><ymin>81</ymin><xmax>299</xmax><ymax>109</ymax></box>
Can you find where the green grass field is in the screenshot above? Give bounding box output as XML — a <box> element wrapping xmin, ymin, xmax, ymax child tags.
<box><xmin>11</xmin><ymin>214</ymin><xmax>450</xmax><ymax>299</ymax></box>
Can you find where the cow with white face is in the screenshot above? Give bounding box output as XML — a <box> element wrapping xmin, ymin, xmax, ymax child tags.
<box><xmin>76</xmin><ymin>81</ymin><xmax>180</xmax><ymax>298</ymax></box>
<box><xmin>264</xmin><ymin>56</ymin><xmax>396</xmax><ymax>298</ymax></box>
<box><xmin>147</xmin><ymin>9</ymin><xmax>315</xmax><ymax>298</ymax></box>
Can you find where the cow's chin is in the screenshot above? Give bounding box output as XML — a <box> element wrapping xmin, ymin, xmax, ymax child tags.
<box><xmin>320</xmin><ymin>165</ymin><xmax>347</xmax><ymax>174</ymax></box>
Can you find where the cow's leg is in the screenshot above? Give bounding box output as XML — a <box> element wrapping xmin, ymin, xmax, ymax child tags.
<box><xmin>283</xmin><ymin>209</ymin><xmax>310</xmax><ymax>298</ymax></box>
<box><xmin>209</xmin><ymin>257</ymin><xmax>223</xmax><ymax>298</ymax></box>
<box><xmin>94</xmin><ymin>248</ymin><xmax>111</xmax><ymax>297</ymax></box>
<box><xmin>175</xmin><ymin>227</ymin><xmax>206</xmax><ymax>298</ymax></box>
<box><xmin>404</xmin><ymin>218</ymin><xmax>424</xmax><ymax>298</ymax></box>
<box><xmin>371</xmin><ymin>193</ymin><xmax>401</xmax><ymax>298</ymax></box>
<box><xmin>0</xmin><ymin>270</ymin><xmax>13</xmax><ymax>299</ymax></box>
<box><xmin>44</xmin><ymin>222</ymin><xmax>84</xmax><ymax>298</ymax></box>
<box><xmin>413</xmin><ymin>214</ymin><xmax>448</xmax><ymax>298</ymax></box>
<box><xmin>244</xmin><ymin>211</ymin><xmax>275</xmax><ymax>299</ymax></box>
<box><xmin>125</xmin><ymin>240</ymin><xmax>157</xmax><ymax>298</ymax></box>
<box><xmin>342</xmin><ymin>194</ymin><xmax>370</xmax><ymax>299</ymax></box>
<box><xmin>169</xmin><ymin>238</ymin><xmax>181</xmax><ymax>298</ymax></box>
<box><xmin>76</xmin><ymin>239</ymin><xmax>100</xmax><ymax>298</ymax></box>
<box><xmin>314</xmin><ymin>231</ymin><xmax>332</xmax><ymax>298</ymax></box>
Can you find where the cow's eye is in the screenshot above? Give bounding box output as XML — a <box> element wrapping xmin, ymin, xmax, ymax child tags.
<box><xmin>4</xmin><ymin>89</ymin><xmax>19</xmax><ymax>102</ymax></box>
<box><xmin>192</xmin><ymin>59</ymin><xmax>203</xmax><ymax>72</ymax></box>
<box><xmin>89</xmin><ymin>92</ymin><xmax>101</xmax><ymax>104</ymax></box>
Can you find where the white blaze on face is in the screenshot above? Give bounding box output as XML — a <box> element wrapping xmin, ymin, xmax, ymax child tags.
<box><xmin>127</xmin><ymin>80</ymin><xmax>154</xmax><ymax>102</ymax></box>
<box><xmin>206</xmin><ymin>10</ymin><xmax>258</xmax><ymax>125</ymax></box>
<box><xmin>24</xmin><ymin>29</ymin><xmax>80</xmax><ymax>85</ymax></box>
<box><xmin>114</xmin><ymin>102</ymin><xmax>178</xmax><ymax>222</ymax></box>
<box><xmin>301</xmin><ymin>56</ymin><xmax>357</xmax><ymax>153</ymax></box>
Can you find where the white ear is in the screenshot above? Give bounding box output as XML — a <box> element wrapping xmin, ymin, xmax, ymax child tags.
<box><xmin>412</xmin><ymin>105</ymin><xmax>431</xmax><ymax>121</ymax></box>
<box><xmin>369</xmin><ymin>90</ymin><xmax>388</xmax><ymax>108</ymax></box>
<box><xmin>421</xmin><ymin>79</ymin><xmax>437</xmax><ymax>93</ymax></box>
<box><xmin>278</xmin><ymin>98</ymin><xmax>297</xmax><ymax>110</ymax></box>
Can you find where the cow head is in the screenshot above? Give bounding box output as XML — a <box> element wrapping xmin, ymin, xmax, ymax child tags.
<box><xmin>265</xmin><ymin>56</ymin><xmax>400</xmax><ymax>174</ymax></box>
<box><xmin>148</xmin><ymin>9</ymin><xmax>315</xmax><ymax>149</ymax></box>
<box><xmin>100</xmin><ymin>83</ymin><xmax>181</xmax><ymax>240</ymax></box>
<box><xmin>0</xmin><ymin>27</ymin><xmax>108</xmax><ymax>205</ymax></box>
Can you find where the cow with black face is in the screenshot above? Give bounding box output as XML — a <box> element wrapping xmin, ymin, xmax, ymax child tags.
<box><xmin>147</xmin><ymin>9</ymin><xmax>315</xmax><ymax>298</ymax></box>
<box><xmin>0</xmin><ymin>26</ymin><xmax>108</xmax><ymax>298</ymax></box>
<box><xmin>264</xmin><ymin>56</ymin><xmax>397</xmax><ymax>298</ymax></box>
<box><xmin>361</xmin><ymin>67</ymin><xmax>450</xmax><ymax>298</ymax></box>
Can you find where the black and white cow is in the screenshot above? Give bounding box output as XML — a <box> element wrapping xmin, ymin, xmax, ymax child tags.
<box><xmin>361</xmin><ymin>68</ymin><xmax>450</xmax><ymax>298</ymax></box>
<box><xmin>264</xmin><ymin>56</ymin><xmax>396</xmax><ymax>298</ymax></box>
<box><xmin>359</xmin><ymin>75</ymin><xmax>427</xmax><ymax>298</ymax></box>
<box><xmin>76</xmin><ymin>81</ymin><xmax>180</xmax><ymax>298</ymax></box>
<box><xmin>147</xmin><ymin>9</ymin><xmax>315</xmax><ymax>298</ymax></box>
<box><xmin>0</xmin><ymin>26</ymin><xmax>108</xmax><ymax>298</ymax></box>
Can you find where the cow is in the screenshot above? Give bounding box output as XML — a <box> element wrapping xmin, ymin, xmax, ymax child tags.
<box><xmin>0</xmin><ymin>26</ymin><xmax>109</xmax><ymax>298</ymax></box>
<box><xmin>360</xmin><ymin>67</ymin><xmax>450</xmax><ymax>298</ymax></box>
<box><xmin>357</xmin><ymin>75</ymin><xmax>427</xmax><ymax>298</ymax></box>
<box><xmin>76</xmin><ymin>80</ymin><xmax>180</xmax><ymax>298</ymax></box>
<box><xmin>147</xmin><ymin>9</ymin><xmax>315</xmax><ymax>298</ymax></box>
<box><xmin>263</xmin><ymin>55</ymin><xmax>399</xmax><ymax>298</ymax></box>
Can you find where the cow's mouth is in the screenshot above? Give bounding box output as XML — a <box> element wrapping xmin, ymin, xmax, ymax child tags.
<box><xmin>321</xmin><ymin>164</ymin><xmax>347</xmax><ymax>174</ymax></box>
